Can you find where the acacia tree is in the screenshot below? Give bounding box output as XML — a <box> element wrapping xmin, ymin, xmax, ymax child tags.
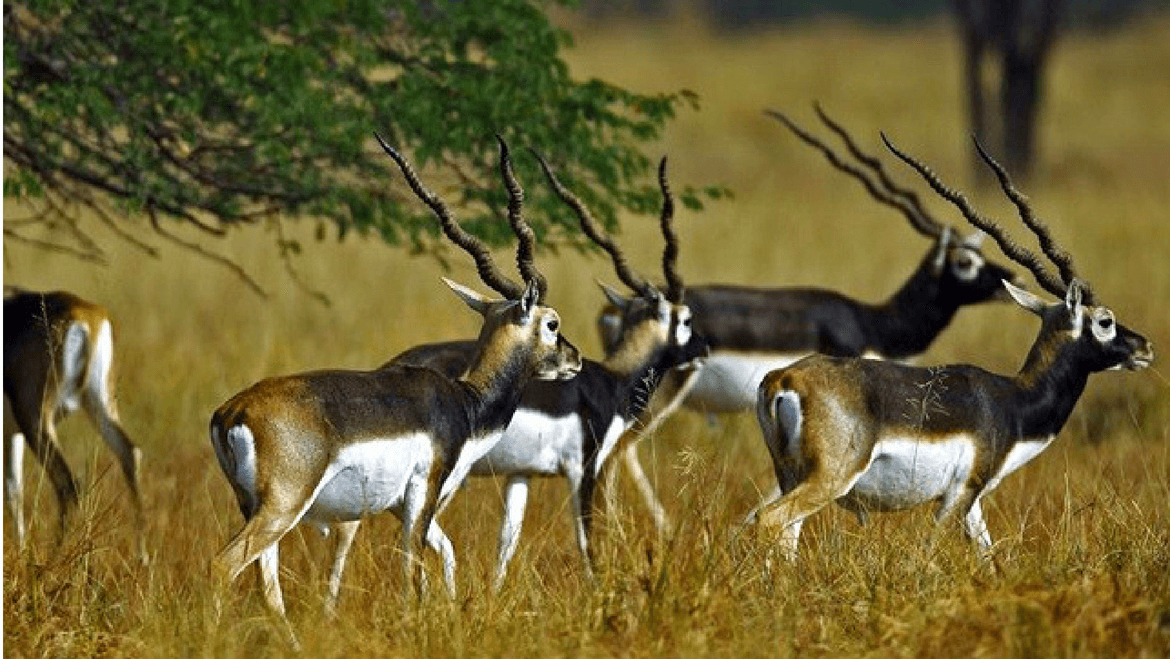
<box><xmin>4</xmin><ymin>0</ymin><xmax>722</xmax><ymax>296</ymax></box>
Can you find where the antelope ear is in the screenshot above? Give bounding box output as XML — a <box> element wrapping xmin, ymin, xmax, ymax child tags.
<box><xmin>518</xmin><ymin>279</ymin><xmax>541</xmax><ymax>321</ymax></box>
<box><xmin>444</xmin><ymin>278</ymin><xmax>494</xmax><ymax>316</ymax></box>
<box><xmin>961</xmin><ymin>230</ymin><xmax>986</xmax><ymax>249</ymax></box>
<box><xmin>932</xmin><ymin>226</ymin><xmax>953</xmax><ymax>274</ymax></box>
<box><xmin>1064</xmin><ymin>279</ymin><xmax>1085</xmax><ymax>316</ymax></box>
<box><xmin>597</xmin><ymin>281</ymin><xmax>632</xmax><ymax>311</ymax></box>
<box><xmin>1003</xmin><ymin>279</ymin><xmax>1046</xmax><ymax>316</ymax></box>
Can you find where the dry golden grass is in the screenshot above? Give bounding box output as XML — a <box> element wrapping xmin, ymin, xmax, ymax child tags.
<box><xmin>4</xmin><ymin>12</ymin><xmax>1170</xmax><ymax>658</ymax></box>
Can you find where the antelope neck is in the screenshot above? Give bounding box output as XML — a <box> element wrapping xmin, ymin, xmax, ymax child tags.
<box><xmin>458</xmin><ymin>354</ymin><xmax>531</xmax><ymax>436</ymax></box>
<box><xmin>1009</xmin><ymin>336</ymin><xmax>1093</xmax><ymax>438</ymax></box>
<box><xmin>865</xmin><ymin>265</ymin><xmax>959</xmax><ymax>359</ymax></box>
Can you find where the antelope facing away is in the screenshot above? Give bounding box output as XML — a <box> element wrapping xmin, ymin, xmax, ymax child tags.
<box><xmin>748</xmin><ymin>136</ymin><xmax>1153</xmax><ymax>563</ymax></box>
<box><xmin>603</xmin><ymin>106</ymin><xmax>1019</xmax><ymax>417</ymax></box>
<box><xmin>387</xmin><ymin>154</ymin><xmax>708</xmax><ymax>591</ymax></box>
<box><xmin>3</xmin><ymin>288</ymin><xmax>145</xmax><ymax>560</ymax></box>
<box><xmin>208</xmin><ymin>135</ymin><xmax>581</xmax><ymax>643</ymax></box>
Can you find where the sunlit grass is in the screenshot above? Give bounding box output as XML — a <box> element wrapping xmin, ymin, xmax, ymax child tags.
<box><xmin>4</xmin><ymin>11</ymin><xmax>1170</xmax><ymax>658</ymax></box>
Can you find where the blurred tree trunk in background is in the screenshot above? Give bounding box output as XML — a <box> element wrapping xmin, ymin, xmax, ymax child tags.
<box><xmin>954</xmin><ymin>0</ymin><xmax>1064</xmax><ymax>182</ymax></box>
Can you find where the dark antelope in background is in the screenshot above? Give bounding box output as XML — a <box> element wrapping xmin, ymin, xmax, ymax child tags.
<box><xmin>628</xmin><ymin>106</ymin><xmax>1019</xmax><ymax>416</ymax></box>
<box><xmin>208</xmin><ymin>136</ymin><xmax>581</xmax><ymax>647</ymax></box>
<box><xmin>747</xmin><ymin>136</ymin><xmax>1153</xmax><ymax>563</ymax></box>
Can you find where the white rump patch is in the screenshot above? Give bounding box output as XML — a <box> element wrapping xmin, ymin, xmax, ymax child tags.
<box><xmin>215</xmin><ymin>424</ymin><xmax>259</xmax><ymax>511</ymax></box>
<box><xmin>775</xmin><ymin>391</ymin><xmax>802</xmax><ymax>449</ymax></box>
<box><xmin>847</xmin><ymin>434</ymin><xmax>978</xmax><ymax>511</ymax></box>
<box><xmin>307</xmin><ymin>434</ymin><xmax>434</xmax><ymax>521</ymax></box>
<box><xmin>86</xmin><ymin>320</ymin><xmax>115</xmax><ymax>406</ymax></box>
<box><xmin>56</xmin><ymin>322</ymin><xmax>90</xmax><ymax>413</ymax></box>
<box><xmin>685</xmin><ymin>351</ymin><xmax>807</xmax><ymax>413</ymax></box>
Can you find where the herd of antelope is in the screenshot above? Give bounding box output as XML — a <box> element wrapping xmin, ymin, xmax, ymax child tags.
<box><xmin>3</xmin><ymin>110</ymin><xmax>1153</xmax><ymax>646</ymax></box>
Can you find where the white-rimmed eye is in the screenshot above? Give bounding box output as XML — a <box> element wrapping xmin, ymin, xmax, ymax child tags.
<box><xmin>541</xmin><ymin>316</ymin><xmax>559</xmax><ymax>346</ymax></box>
<box><xmin>1091</xmin><ymin>309</ymin><xmax>1117</xmax><ymax>343</ymax></box>
<box><xmin>951</xmin><ymin>249</ymin><xmax>983</xmax><ymax>282</ymax></box>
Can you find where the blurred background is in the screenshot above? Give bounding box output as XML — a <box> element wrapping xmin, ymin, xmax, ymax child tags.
<box><xmin>4</xmin><ymin>2</ymin><xmax>1169</xmax><ymax>656</ymax></box>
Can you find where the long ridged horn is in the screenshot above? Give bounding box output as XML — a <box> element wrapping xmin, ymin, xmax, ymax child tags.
<box><xmin>657</xmin><ymin>157</ymin><xmax>685</xmax><ymax>303</ymax></box>
<box><xmin>376</xmin><ymin>132</ymin><xmax>525</xmax><ymax>300</ymax></box>
<box><xmin>496</xmin><ymin>135</ymin><xmax>548</xmax><ymax>302</ymax></box>
<box><xmin>530</xmin><ymin>150</ymin><xmax>654</xmax><ymax>298</ymax></box>
<box><xmin>881</xmin><ymin>133</ymin><xmax>1069</xmax><ymax>300</ymax></box>
<box><xmin>765</xmin><ymin>107</ymin><xmax>945</xmax><ymax>239</ymax></box>
<box><xmin>972</xmin><ymin>138</ymin><xmax>1092</xmax><ymax>304</ymax></box>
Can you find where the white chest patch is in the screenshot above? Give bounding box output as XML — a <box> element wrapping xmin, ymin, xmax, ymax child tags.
<box><xmin>846</xmin><ymin>435</ymin><xmax>978</xmax><ymax>511</ymax></box>
<box><xmin>306</xmin><ymin>434</ymin><xmax>433</xmax><ymax>522</ymax></box>
<box><xmin>473</xmin><ymin>409</ymin><xmax>582</xmax><ymax>477</ymax></box>
<box><xmin>439</xmin><ymin>431</ymin><xmax>505</xmax><ymax>504</ymax></box>
<box><xmin>685</xmin><ymin>352</ymin><xmax>807</xmax><ymax>413</ymax></box>
<box><xmin>984</xmin><ymin>435</ymin><xmax>1054</xmax><ymax>494</ymax></box>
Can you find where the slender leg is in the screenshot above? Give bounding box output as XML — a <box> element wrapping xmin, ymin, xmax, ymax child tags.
<box><xmin>567</xmin><ymin>467</ymin><xmax>598</xmax><ymax>583</ymax></box>
<box><xmin>82</xmin><ymin>387</ymin><xmax>146</xmax><ymax>562</ymax></box>
<box><xmin>621</xmin><ymin>443</ymin><xmax>672</xmax><ymax>534</ymax></box>
<box><xmin>492</xmin><ymin>476</ymin><xmax>529</xmax><ymax>592</ymax></box>
<box><xmin>424</xmin><ymin>521</ymin><xmax>457</xmax><ymax>598</ymax></box>
<box><xmin>741</xmin><ymin>485</ymin><xmax>783</xmax><ymax>528</ymax></box>
<box><xmin>4</xmin><ymin>430</ymin><xmax>27</xmax><ymax>548</ymax></box>
<box><xmin>325</xmin><ymin>520</ymin><xmax>361</xmax><ymax>616</ymax></box>
<box><xmin>9</xmin><ymin>394</ymin><xmax>78</xmax><ymax>541</ymax></box>
<box><xmin>756</xmin><ymin>477</ymin><xmax>850</xmax><ymax>560</ymax></box>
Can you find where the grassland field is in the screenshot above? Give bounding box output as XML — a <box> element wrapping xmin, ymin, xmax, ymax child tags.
<box><xmin>3</xmin><ymin>10</ymin><xmax>1169</xmax><ymax>658</ymax></box>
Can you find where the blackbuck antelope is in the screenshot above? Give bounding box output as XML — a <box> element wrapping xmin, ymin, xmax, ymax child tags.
<box><xmin>386</xmin><ymin>155</ymin><xmax>708</xmax><ymax>590</ymax></box>
<box><xmin>208</xmin><ymin>136</ymin><xmax>581</xmax><ymax>640</ymax></box>
<box><xmin>747</xmin><ymin>136</ymin><xmax>1153</xmax><ymax>563</ymax></box>
<box><xmin>601</xmin><ymin>106</ymin><xmax>1019</xmax><ymax>418</ymax></box>
<box><xmin>3</xmin><ymin>288</ymin><xmax>145</xmax><ymax>559</ymax></box>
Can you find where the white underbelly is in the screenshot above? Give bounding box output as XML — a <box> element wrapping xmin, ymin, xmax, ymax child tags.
<box><xmin>684</xmin><ymin>352</ymin><xmax>808</xmax><ymax>413</ymax></box>
<box><xmin>845</xmin><ymin>435</ymin><xmax>977</xmax><ymax>511</ymax></box>
<box><xmin>306</xmin><ymin>434</ymin><xmax>433</xmax><ymax>522</ymax></box>
<box><xmin>473</xmin><ymin>410</ymin><xmax>582</xmax><ymax>476</ymax></box>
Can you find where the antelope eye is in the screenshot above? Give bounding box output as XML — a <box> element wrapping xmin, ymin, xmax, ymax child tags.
<box><xmin>547</xmin><ymin>318</ymin><xmax>559</xmax><ymax>333</ymax></box>
<box><xmin>1098</xmin><ymin>316</ymin><xmax>1113</xmax><ymax>329</ymax></box>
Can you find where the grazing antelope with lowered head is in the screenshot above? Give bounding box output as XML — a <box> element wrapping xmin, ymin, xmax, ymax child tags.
<box><xmin>386</xmin><ymin>154</ymin><xmax>708</xmax><ymax>591</ymax></box>
<box><xmin>601</xmin><ymin>106</ymin><xmax>1019</xmax><ymax>418</ymax></box>
<box><xmin>3</xmin><ymin>288</ymin><xmax>145</xmax><ymax>560</ymax></box>
<box><xmin>747</xmin><ymin>136</ymin><xmax>1153</xmax><ymax>563</ymax></box>
<box><xmin>208</xmin><ymin>135</ymin><xmax>581</xmax><ymax>643</ymax></box>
